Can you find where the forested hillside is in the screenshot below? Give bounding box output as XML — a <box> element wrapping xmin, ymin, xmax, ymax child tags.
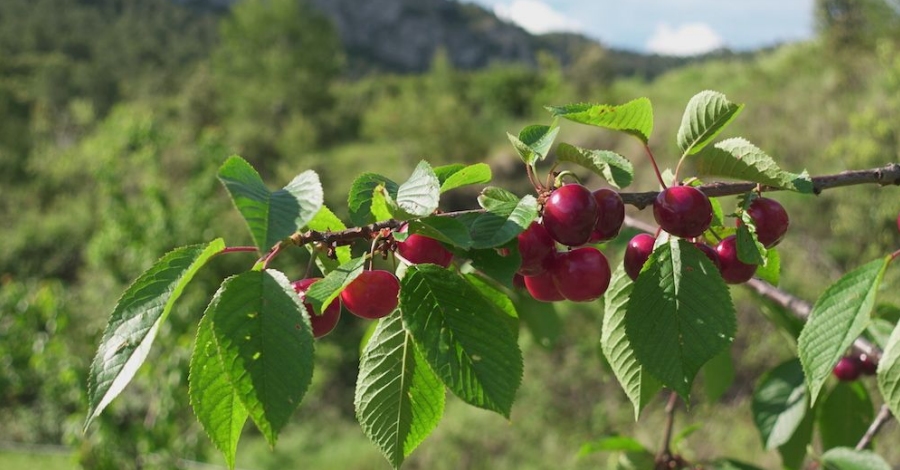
<box><xmin>2</xmin><ymin>0</ymin><xmax>900</xmax><ymax>468</ymax></box>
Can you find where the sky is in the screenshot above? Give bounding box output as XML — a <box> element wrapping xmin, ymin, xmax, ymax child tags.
<box><xmin>465</xmin><ymin>0</ymin><xmax>816</xmax><ymax>56</ymax></box>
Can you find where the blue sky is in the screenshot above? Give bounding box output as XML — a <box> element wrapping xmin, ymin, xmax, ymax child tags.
<box><xmin>463</xmin><ymin>0</ymin><xmax>815</xmax><ymax>55</ymax></box>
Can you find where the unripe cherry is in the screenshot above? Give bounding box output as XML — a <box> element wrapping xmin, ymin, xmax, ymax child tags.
<box><xmin>542</xmin><ymin>184</ymin><xmax>599</xmax><ymax>247</ymax></box>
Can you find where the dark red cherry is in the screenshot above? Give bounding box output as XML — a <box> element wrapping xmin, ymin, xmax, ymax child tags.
<box><xmin>653</xmin><ymin>186</ymin><xmax>713</xmax><ymax>238</ymax></box>
<box><xmin>715</xmin><ymin>235</ymin><xmax>757</xmax><ymax>284</ymax></box>
<box><xmin>340</xmin><ymin>270</ymin><xmax>400</xmax><ymax>319</ymax></box>
<box><xmin>523</xmin><ymin>270</ymin><xmax>565</xmax><ymax>302</ymax></box>
<box><xmin>694</xmin><ymin>243</ymin><xmax>721</xmax><ymax>271</ymax></box>
<box><xmin>292</xmin><ymin>278</ymin><xmax>341</xmax><ymax>338</ymax></box>
<box><xmin>624</xmin><ymin>233</ymin><xmax>655</xmax><ymax>281</ymax></box>
<box><xmin>859</xmin><ymin>354</ymin><xmax>878</xmax><ymax>376</ymax></box>
<box><xmin>743</xmin><ymin>197</ymin><xmax>789</xmax><ymax>248</ymax></box>
<box><xmin>512</xmin><ymin>273</ymin><xmax>526</xmax><ymax>290</ymax></box>
<box><xmin>396</xmin><ymin>224</ymin><xmax>453</xmax><ymax>267</ymax></box>
<box><xmin>589</xmin><ymin>188</ymin><xmax>625</xmax><ymax>243</ymax></box>
<box><xmin>517</xmin><ymin>221</ymin><xmax>556</xmax><ymax>276</ymax></box>
<box><xmin>550</xmin><ymin>247</ymin><xmax>611</xmax><ymax>302</ymax></box>
<box><xmin>833</xmin><ymin>356</ymin><xmax>862</xmax><ymax>381</ymax></box>
<box><xmin>542</xmin><ymin>184</ymin><xmax>599</xmax><ymax>247</ymax></box>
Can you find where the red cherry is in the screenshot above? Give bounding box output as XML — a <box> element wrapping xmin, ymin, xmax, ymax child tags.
<box><xmin>340</xmin><ymin>270</ymin><xmax>400</xmax><ymax>319</ymax></box>
<box><xmin>291</xmin><ymin>278</ymin><xmax>341</xmax><ymax>338</ymax></box>
<box><xmin>833</xmin><ymin>356</ymin><xmax>862</xmax><ymax>381</ymax></box>
<box><xmin>743</xmin><ymin>197</ymin><xmax>789</xmax><ymax>248</ymax></box>
<box><xmin>551</xmin><ymin>247</ymin><xmax>611</xmax><ymax>302</ymax></box>
<box><xmin>588</xmin><ymin>188</ymin><xmax>625</xmax><ymax>243</ymax></box>
<box><xmin>517</xmin><ymin>221</ymin><xmax>556</xmax><ymax>276</ymax></box>
<box><xmin>523</xmin><ymin>270</ymin><xmax>565</xmax><ymax>302</ymax></box>
<box><xmin>624</xmin><ymin>233</ymin><xmax>655</xmax><ymax>281</ymax></box>
<box><xmin>653</xmin><ymin>186</ymin><xmax>713</xmax><ymax>238</ymax></box>
<box><xmin>512</xmin><ymin>273</ymin><xmax>526</xmax><ymax>290</ymax></box>
<box><xmin>542</xmin><ymin>184</ymin><xmax>599</xmax><ymax>247</ymax></box>
<box><xmin>694</xmin><ymin>243</ymin><xmax>721</xmax><ymax>271</ymax></box>
<box><xmin>859</xmin><ymin>354</ymin><xmax>878</xmax><ymax>376</ymax></box>
<box><xmin>396</xmin><ymin>224</ymin><xmax>453</xmax><ymax>267</ymax></box>
<box><xmin>715</xmin><ymin>236</ymin><xmax>757</xmax><ymax>284</ymax></box>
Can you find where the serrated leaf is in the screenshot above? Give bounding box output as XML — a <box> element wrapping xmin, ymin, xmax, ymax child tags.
<box><xmin>400</xmin><ymin>265</ymin><xmax>523</xmax><ymax>417</ymax></box>
<box><xmin>516</xmin><ymin>295</ymin><xmax>561</xmax><ymax>349</ymax></box>
<box><xmin>477</xmin><ymin>186</ymin><xmax>521</xmax><ymax>210</ymax></box>
<box><xmin>436</xmin><ymin>163</ymin><xmax>492</xmax><ymax>193</ymax></box>
<box><xmin>547</xmin><ymin>97</ymin><xmax>653</xmax><ymax>143</ymax></box>
<box><xmin>189</xmin><ymin>314</ymin><xmax>248</xmax><ymax>469</ymax></box>
<box><xmin>555</xmin><ymin>143</ymin><xmax>634</xmax><ymax>189</ymax></box>
<box><xmin>464</xmin><ymin>273</ymin><xmax>518</xmax><ymax>340</ymax></box>
<box><xmin>778</xmin><ymin>406</ymin><xmax>814</xmax><ymax>470</ymax></box>
<box><xmin>601</xmin><ymin>266</ymin><xmax>662</xmax><ymax>418</ymax></box>
<box><xmin>702</xmin><ymin>348</ymin><xmax>734</xmax><ymax>402</ymax></box>
<box><xmin>468</xmin><ymin>190</ymin><xmax>538</xmax><ymax>250</ymax></box>
<box><xmin>218</xmin><ymin>156</ymin><xmax>323</xmax><ymax>253</ymax></box>
<box><xmin>798</xmin><ymin>256</ymin><xmax>890</xmax><ymax>405</ymax></box>
<box><xmin>819</xmin><ymin>381</ymin><xmax>873</xmax><ymax>451</ymax></box>
<box><xmin>820</xmin><ymin>447</ymin><xmax>891</xmax><ymax>470</ymax></box>
<box><xmin>348</xmin><ymin>173</ymin><xmax>400</xmax><ymax>227</ymax></box>
<box><xmin>85</xmin><ymin>239</ymin><xmax>225</xmax><ymax>430</ymax></box>
<box><xmin>625</xmin><ymin>239</ymin><xmax>736</xmax><ymax>399</ymax></box>
<box><xmin>305</xmin><ymin>205</ymin><xmax>351</xmax><ymax>272</ymax></box>
<box><xmin>466</xmin><ymin>243</ymin><xmax>522</xmax><ymax>288</ymax></box>
<box><xmin>305</xmin><ymin>256</ymin><xmax>366</xmax><ymax>315</ymax></box>
<box><xmin>755</xmin><ymin>248</ymin><xmax>781</xmax><ymax>285</ymax></box>
<box><xmin>209</xmin><ymin>270</ymin><xmax>314</xmax><ymax>446</ymax></box>
<box><xmin>751</xmin><ymin>359</ymin><xmax>808</xmax><ymax>450</ymax></box>
<box><xmin>877</xmin><ymin>320</ymin><xmax>900</xmax><ymax>418</ymax></box>
<box><xmin>386</xmin><ymin>161</ymin><xmax>441</xmax><ymax>219</ymax></box>
<box><xmin>694</xmin><ymin>138</ymin><xmax>814</xmax><ymax>193</ymax></box>
<box><xmin>406</xmin><ymin>217</ymin><xmax>473</xmax><ymax>248</ymax></box>
<box><xmin>676</xmin><ymin>91</ymin><xmax>743</xmax><ymax>155</ymax></box>
<box><xmin>355</xmin><ymin>313</ymin><xmax>445</xmax><ymax>469</ymax></box>
<box><xmin>507</xmin><ymin>124</ymin><xmax>560</xmax><ymax>164</ymax></box>
<box><xmin>736</xmin><ymin>222</ymin><xmax>767</xmax><ymax>265</ymax></box>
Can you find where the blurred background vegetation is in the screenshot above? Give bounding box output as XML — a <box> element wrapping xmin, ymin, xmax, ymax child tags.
<box><xmin>2</xmin><ymin>0</ymin><xmax>900</xmax><ymax>468</ymax></box>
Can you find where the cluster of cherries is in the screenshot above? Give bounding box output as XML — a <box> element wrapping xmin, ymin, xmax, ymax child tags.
<box><xmin>290</xmin><ymin>225</ymin><xmax>454</xmax><ymax>338</ymax></box>
<box><xmin>832</xmin><ymin>353</ymin><xmax>878</xmax><ymax>381</ymax></box>
<box><xmin>625</xmin><ymin>186</ymin><xmax>789</xmax><ymax>284</ymax></box>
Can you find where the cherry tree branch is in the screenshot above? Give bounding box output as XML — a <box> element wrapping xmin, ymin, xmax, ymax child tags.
<box><xmin>856</xmin><ymin>404</ymin><xmax>893</xmax><ymax>451</ymax></box>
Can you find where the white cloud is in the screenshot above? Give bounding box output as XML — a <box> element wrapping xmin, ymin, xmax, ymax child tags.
<box><xmin>493</xmin><ymin>0</ymin><xmax>583</xmax><ymax>35</ymax></box>
<box><xmin>645</xmin><ymin>22</ymin><xmax>725</xmax><ymax>56</ymax></box>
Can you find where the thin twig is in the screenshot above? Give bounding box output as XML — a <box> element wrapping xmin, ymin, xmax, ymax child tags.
<box><xmin>856</xmin><ymin>404</ymin><xmax>894</xmax><ymax>450</ymax></box>
<box><xmin>657</xmin><ymin>392</ymin><xmax>679</xmax><ymax>461</ymax></box>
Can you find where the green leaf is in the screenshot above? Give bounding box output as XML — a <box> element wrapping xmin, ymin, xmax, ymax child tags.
<box><xmin>516</xmin><ymin>295</ymin><xmax>562</xmax><ymax>349</ymax></box>
<box><xmin>347</xmin><ymin>173</ymin><xmax>400</xmax><ymax>227</ymax></box>
<box><xmin>547</xmin><ymin>97</ymin><xmax>654</xmax><ymax>143</ymax></box>
<box><xmin>305</xmin><ymin>256</ymin><xmax>366</xmax><ymax>316</ymax></box>
<box><xmin>818</xmin><ymin>381</ymin><xmax>873</xmax><ymax>451</ymax></box>
<box><xmin>798</xmin><ymin>256</ymin><xmax>890</xmax><ymax>405</ymax></box>
<box><xmin>355</xmin><ymin>313</ymin><xmax>445</xmax><ymax>469</ymax></box>
<box><xmin>189</xmin><ymin>314</ymin><xmax>248</xmax><ymax>469</ymax></box>
<box><xmin>305</xmin><ymin>205</ymin><xmax>351</xmax><ymax>271</ymax></box>
<box><xmin>555</xmin><ymin>143</ymin><xmax>634</xmax><ymax>189</ymax></box>
<box><xmin>464</xmin><ymin>273</ymin><xmax>519</xmax><ymax>340</ymax></box>
<box><xmin>820</xmin><ymin>447</ymin><xmax>891</xmax><ymax>470</ymax></box>
<box><xmin>466</xmin><ymin>244</ymin><xmax>522</xmax><ymax>288</ymax></box>
<box><xmin>878</xmin><ymin>319</ymin><xmax>900</xmax><ymax>418</ymax></box>
<box><xmin>436</xmin><ymin>163</ymin><xmax>492</xmax><ymax>193</ymax></box>
<box><xmin>218</xmin><ymin>156</ymin><xmax>323</xmax><ymax>253</ymax></box>
<box><xmin>751</xmin><ymin>359</ymin><xmax>808</xmax><ymax>449</ymax></box>
<box><xmin>209</xmin><ymin>270</ymin><xmax>315</xmax><ymax>446</ymax></box>
<box><xmin>601</xmin><ymin>265</ymin><xmax>661</xmax><ymax>418</ymax></box>
<box><xmin>755</xmin><ymin>248</ymin><xmax>781</xmax><ymax>286</ymax></box>
<box><xmin>777</xmin><ymin>402</ymin><xmax>814</xmax><ymax>470</ymax></box>
<box><xmin>625</xmin><ymin>239</ymin><xmax>736</xmax><ymax>399</ymax></box>
<box><xmin>468</xmin><ymin>188</ymin><xmax>538</xmax><ymax>249</ymax></box>
<box><xmin>406</xmin><ymin>217</ymin><xmax>473</xmax><ymax>249</ymax></box>
<box><xmin>702</xmin><ymin>348</ymin><xmax>734</xmax><ymax>402</ymax></box>
<box><xmin>386</xmin><ymin>161</ymin><xmax>441</xmax><ymax>219</ymax></box>
<box><xmin>736</xmin><ymin>222</ymin><xmax>767</xmax><ymax>265</ymax></box>
<box><xmin>694</xmin><ymin>138</ymin><xmax>814</xmax><ymax>193</ymax></box>
<box><xmin>676</xmin><ymin>90</ymin><xmax>744</xmax><ymax>155</ymax></box>
<box><xmin>507</xmin><ymin>124</ymin><xmax>560</xmax><ymax>164</ymax></box>
<box><xmin>400</xmin><ymin>265</ymin><xmax>523</xmax><ymax>417</ymax></box>
<box><xmin>85</xmin><ymin>239</ymin><xmax>225</xmax><ymax>430</ymax></box>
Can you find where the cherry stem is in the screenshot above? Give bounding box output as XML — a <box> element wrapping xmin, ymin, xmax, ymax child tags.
<box><xmin>644</xmin><ymin>144</ymin><xmax>668</xmax><ymax>189</ymax></box>
<box><xmin>890</xmin><ymin>248</ymin><xmax>900</xmax><ymax>261</ymax></box>
<box><xmin>856</xmin><ymin>404</ymin><xmax>893</xmax><ymax>451</ymax></box>
<box><xmin>525</xmin><ymin>163</ymin><xmax>544</xmax><ymax>193</ymax></box>
<box><xmin>260</xmin><ymin>243</ymin><xmax>282</xmax><ymax>270</ymax></box>
<box><xmin>657</xmin><ymin>392</ymin><xmax>679</xmax><ymax>462</ymax></box>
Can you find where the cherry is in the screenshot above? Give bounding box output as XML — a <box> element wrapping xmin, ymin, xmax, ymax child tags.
<box><xmin>588</xmin><ymin>188</ymin><xmax>625</xmax><ymax>243</ymax></box>
<box><xmin>624</xmin><ymin>233</ymin><xmax>655</xmax><ymax>281</ymax></box>
<box><xmin>542</xmin><ymin>184</ymin><xmax>599</xmax><ymax>247</ymax></box>
<box><xmin>694</xmin><ymin>242</ymin><xmax>721</xmax><ymax>271</ymax></box>
<box><xmin>550</xmin><ymin>247</ymin><xmax>611</xmax><ymax>302</ymax></box>
<box><xmin>396</xmin><ymin>224</ymin><xmax>453</xmax><ymax>267</ymax></box>
<box><xmin>859</xmin><ymin>354</ymin><xmax>878</xmax><ymax>376</ymax></box>
<box><xmin>517</xmin><ymin>221</ymin><xmax>556</xmax><ymax>276</ymax></box>
<box><xmin>743</xmin><ymin>197</ymin><xmax>789</xmax><ymax>248</ymax></box>
<box><xmin>512</xmin><ymin>273</ymin><xmax>526</xmax><ymax>290</ymax></box>
<box><xmin>715</xmin><ymin>235</ymin><xmax>757</xmax><ymax>284</ymax></box>
<box><xmin>832</xmin><ymin>356</ymin><xmax>863</xmax><ymax>381</ymax></box>
<box><xmin>653</xmin><ymin>185</ymin><xmax>713</xmax><ymax>238</ymax></box>
<box><xmin>291</xmin><ymin>278</ymin><xmax>341</xmax><ymax>338</ymax></box>
<box><xmin>340</xmin><ymin>270</ymin><xmax>400</xmax><ymax>319</ymax></box>
<box><xmin>523</xmin><ymin>271</ymin><xmax>565</xmax><ymax>302</ymax></box>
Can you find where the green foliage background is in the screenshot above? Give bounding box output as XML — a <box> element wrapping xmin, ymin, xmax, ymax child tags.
<box><xmin>3</xmin><ymin>0</ymin><xmax>900</xmax><ymax>468</ymax></box>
